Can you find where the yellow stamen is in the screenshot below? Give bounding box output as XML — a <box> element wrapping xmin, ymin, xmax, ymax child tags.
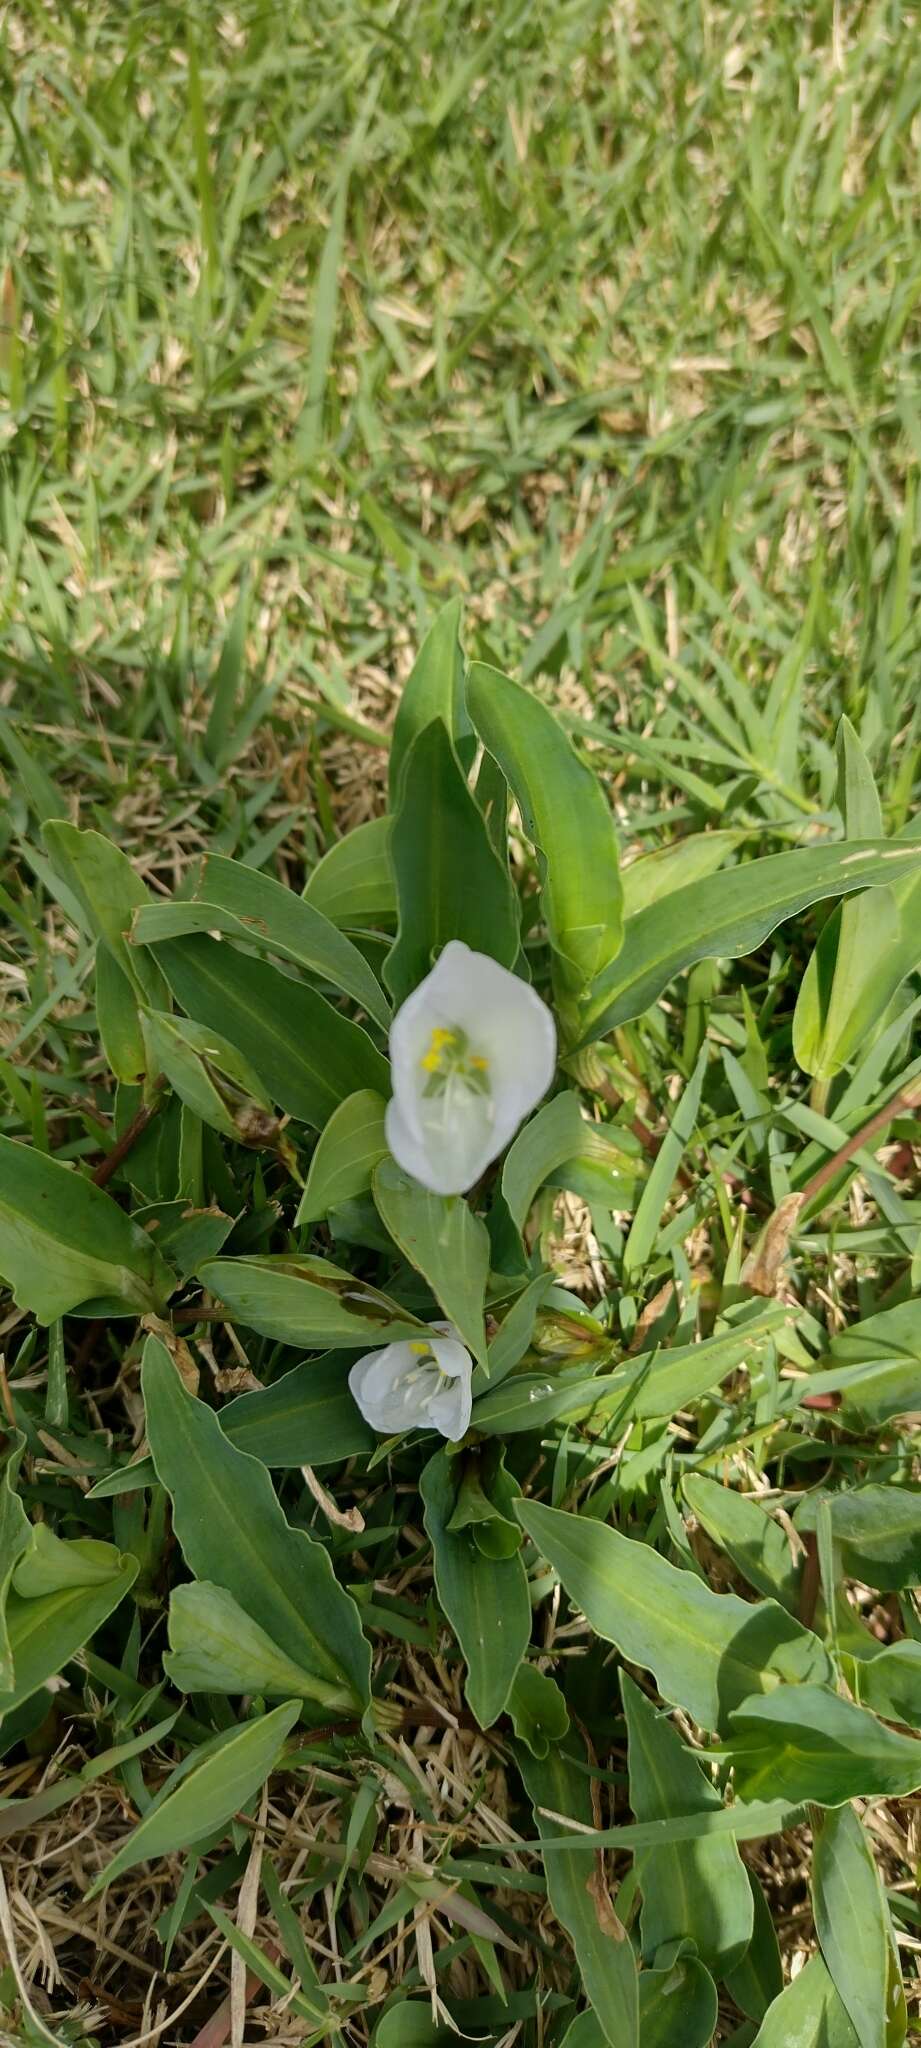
<box><xmin>470</xmin><ymin>1055</ymin><xmax>489</xmax><ymax>1070</ymax></box>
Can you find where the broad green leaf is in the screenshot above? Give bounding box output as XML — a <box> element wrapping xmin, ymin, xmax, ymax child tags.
<box><xmin>466</xmin><ymin>661</ymin><xmax>623</xmax><ymax>1000</ymax></box>
<box><xmin>473</xmin><ymin>1310</ymin><xmax>787</xmax><ymax>1437</ymax></box>
<box><xmin>819</xmin><ymin>1484</ymin><xmax>921</xmax><ymax>1591</ymax></box>
<box><xmin>219</xmin><ymin>1354</ymin><xmax>374</xmax><ymax>1466</ymax></box>
<box><xmin>446</xmin><ymin>1444</ymin><xmax>522</xmax><ymax>1559</ymax></box>
<box><xmin>165</xmin><ymin>1582</ymin><xmax>350</xmax><ymax>1707</ymax></box>
<box><xmin>139</xmin><ymin>1009</ymin><xmax>278</xmax><ymax>1145</ymax></box>
<box><xmin>621</xmin><ymin>1672</ymin><xmax>753</xmax><ymax>1974</ymax></box>
<box><xmin>638</xmin><ymin>1950</ymin><xmax>718</xmax><ymax>2048</ymax></box>
<box><xmin>621</xmin><ymin>830</ymin><xmax>745</xmax><ymax>918</ymax></box>
<box><xmin>198</xmin><ymin>1252</ymin><xmax>427</xmax><ymax>1347</ymax></box>
<box><xmin>829</xmin><ymin>1301</ymin><xmax>921</xmax><ymax>1428</ymax></box>
<box><xmin>852</xmin><ymin>1641</ymin><xmax>921</xmax><ymax>1726</ymax></box>
<box><xmin>515</xmin><ymin>1499</ymin><xmax>832</xmax><ymax>1732</ymax></box>
<box><xmin>728</xmin><ymin>1686</ymin><xmax>921</xmax><ymax>1804</ymax></box>
<box><xmin>515</xmin><ymin>1743</ymin><xmax>638</xmax><ymax>2047</ymax></box>
<box><xmin>296</xmin><ymin>1090</ymin><xmax>388</xmax><ymax>1225</ymax></box>
<box><xmin>421</xmin><ymin>1448</ymin><xmax>530</xmax><ymax>1728</ymax></box>
<box><xmin>0</xmin><ymin>1135</ymin><xmax>174</xmax><ymax>1321</ymax></box>
<box><xmin>133</xmin><ymin>852</ymin><xmax>390</xmax><ymax>1029</ymax></box>
<box><xmin>142</xmin><ymin>1335</ymin><xmax>370</xmax><ymax>1712</ymax></box>
<box><xmin>384</xmin><ymin>719</ymin><xmax>519</xmax><ymax>1007</ymax></box>
<box><xmin>372</xmin><ymin>1158</ymin><xmax>489</xmax><ymax>1362</ymax></box>
<box><xmin>481</xmin><ymin>1270</ymin><xmax>554</xmax><ymax>1387</ymax></box>
<box><xmin>507</xmin><ymin>1664</ymin><xmax>569</xmax><ymax>1759</ymax></box>
<box><xmin>813</xmin><ymin>1804</ymin><xmax>897</xmax><ymax>2048</ymax></box>
<box><xmin>682</xmin><ymin>1475</ymin><xmax>800</xmax><ymax>1612</ymax></box>
<box><xmin>750</xmin><ymin>1954</ymin><xmax>859</xmax><ymax>2048</ymax></box>
<box><xmin>43</xmin><ymin>820</ymin><xmax>167</xmax><ymax>1005</ymax></box>
<box><xmin>151</xmin><ymin>933</ymin><xmax>388</xmax><ymax>1127</ymax></box>
<box><xmin>535</xmin><ymin>1798</ymin><xmax>803</xmax><ymax>1856</ymax></box>
<box><xmin>0</xmin><ymin>1437</ymin><xmax>32</xmax><ymax>1691</ymax></box>
<box><xmin>96</xmin><ymin>943</ymin><xmax>146</xmax><ymax>1085</ymax></box>
<box><xmin>389</xmin><ymin>597</ymin><xmax>468</xmax><ymax>804</ymax></box>
<box><xmin>623</xmin><ymin>1045</ymin><xmax>707</xmax><ymax>1279</ymax></box>
<box><xmin>794</xmin><ymin>724</ymin><xmax>901</xmax><ymax>1081</ymax></box>
<box><xmin>501</xmin><ymin>1092</ymin><xmax>587</xmax><ymax>1234</ymax></box>
<box><xmin>0</xmin><ymin>1552</ymin><xmax>138</xmax><ymax>1717</ymax></box>
<box><xmin>581</xmin><ymin>839</ymin><xmax>921</xmax><ymax>1042</ymax></box>
<box><xmin>12</xmin><ymin>1526</ymin><xmax>124</xmax><ymax>1598</ymax></box>
<box><xmin>86</xmin><ymin>1698</ymin><xmax>300</xmax><ymax>1898</ymax></box>
<box><xmin>303</xmin><ymin>815</ymin><xmax>396</xmax><ymax>928</ymax></box>
<box><xmin>724</xmin><ymin>1872</ymin><xmax>783</xmax><ymax>2023</ymax></box>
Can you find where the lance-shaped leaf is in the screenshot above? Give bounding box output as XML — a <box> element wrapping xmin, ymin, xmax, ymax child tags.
<box><xmin>198</xmin><ymin>1252</ymin><xmax>427</xmax><ymax>1347</ymax></box>
<box><xmin>812</xmin><ymin>1803</ymin><xmax>903</xmax><ymax>2048</ymax></box>
<box><xmin>44</xmin><ymin>819</ymin><xmax>167</xmax><ymax>1005</ymax></box>
<box><xmin>0</xmin><ymin>1436</ymin><xmax>33</xmax><ymax>1691</ymax></box>
<box><xmin>0</xmin><ymin>1135</ymin><xmax>174</xmax><ymax>1321</ymax></box>
<box><xmin>165</xmin><ymin>1582</ymin><xmax>355</xmax><ymax>1708</ymax></box>
<box><xmin>515</xmin><ymin>1498</ymin><xmax>832</xmax><ymax>1732</ymax></box>
<box><xmin>296</xmin><ymin>1090</ymin><xmax>388</xmax><ymax>1226</ymax></box>
<box><xmin>372</xmin><ymin>1158</ymin><xmax>489</xmax><ymax>1363</ymax></box>
<box><xmin>750</xmin><ymin>1954</ymin><xmax>860</xmax><ymax>2048</ymax></box>
<box><xmin>86</xmin><ymin>1699</ymin><xmax>300</xmax><ymax>1899</ymax></box>
<box><xmin>621</xmin><ymin>1672</ymin><xmax>753</xmax><ymax>1974</ymax></box>
<box><xmin>302</xmin><ymin>815</ymin><xmax>396</xmax><ymax>929</ymax></box>
<box><xmin>389</xmin><ymin>597</ymin><xmax>469</xmax><ymax>803</ymax></box>
<box><xmin>682</xmin><ymin>1474</ymin><xmax>801</xmax><ymax>1612</ymax></box>
<box><xmin>0</xmin><ymin>1551</ymin><xmax>138</xmax><ymax>1717</ymax></box>
<box><xmin>515</xmin><ymin>1742</ymin><xmax>638</xmax><ymax>2047</ymax></box>
<box><xmin>724</xmin><ymin>1872</ymin><xmax>783</xmax><ymax>2023</ymax></box>
<box><xmin>728</xmin><ymin>1685</ymin><xmax>921</xmax><ymax>1804</ymax></box>
<box><xmin>384</xmin><ymin>719</ymin><xmax>520</xmax><ymax>1007</ymax></box>
<box><xmin>133</xmin><ymin>851</ymin><xmax>390</xmax><ymax>1029</ymax></box>
<box><xmin>219</xmin><ymin>1354</ymin><xmax>373</xmax><ymax>1467</ymax></box>
<box><xmin>151</xmin><ymin>933</ymin><xmax>388</xmax><ymax>1126</ymax></box>
<box><xmin>421</xmin><ymin>1448</ymin><xmax>529</xmax><ymax>1728</ymax></box>
<box><xmin>501</xmin><ymin>1091</ymin><xmax>587</xmax><ymax>1234</ymax></box>
<box><xmin>466</xmin><ymin>662</ymin><xmax>623</xmax><ymax>998</ymax></box>
<box><xmin>580</xmin><ymin>838</ymin><xmax>921</xmax><ymax>1042</ymax></box>
<box><xmin>96</xmin><ymin>943</ymin><xmax>147</xmax><ymax>1085</ymax></box>
<box><xmin>142</xmin><ymin>1335</ymin><xmax>370</xmax><ymax>1712</ymax></box>
<box><xmin>140</xmin><ymin>1008</ymin><xmax>281</xmax><ymax>1146</ymax></box>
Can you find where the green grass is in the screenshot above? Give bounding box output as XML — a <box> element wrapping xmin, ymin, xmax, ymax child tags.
<box><xmin>1</xmin><ymin>1</ymin><xmax>921</xmax><ymax>2041</ymax></box>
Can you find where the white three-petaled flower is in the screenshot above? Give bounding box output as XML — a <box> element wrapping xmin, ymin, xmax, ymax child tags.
<box><xmin>384</xmin><ymin>941</ymin><xmax>556</xmax><ymax>1196</ymax></box>
<box><xmin>348</xmin><ymin>1323</ymin><xmax>473</xmax><ymax>1441</ymax></box>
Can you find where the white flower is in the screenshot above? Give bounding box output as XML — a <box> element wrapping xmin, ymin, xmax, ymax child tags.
<box><xmin>385</xmin><ymin>941</ymin><xmax>557</xmax><ymax>1196</ymax></box>
<box><xmin>348</xmin><ymin>1323</ymin><xmax>473</xmax><ymax>1440</ymax></box>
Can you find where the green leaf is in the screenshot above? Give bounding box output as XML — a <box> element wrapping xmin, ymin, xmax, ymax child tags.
<box><xmin>0</xmin><ymin>1436</ymin><xmax>33</xmax><ymax>1691</ymax></box>
<box><xmin>728</xmin><ymin>1685</ymin><xmax>921</xmax><ymax>1804</ymax></box>
<box><xmin>133</xmin><ymin>851</ymin><xmax>390</xmax><ymax>1029</ymax></box>
<box><xmin>43</xmin><ymin>820</ymin><xmax>167</xmax><ymax>1006</ymax></box>
<box><xmin>141</xmin><ymin>1335</ymin><xmax>370</xmax><ymax>1712</ymax></box>
<box><xmin>303</xmin><ymin>815</ymin><xmax>395</xmax><ymax>929</ymax></box>
<box><xmin>501</xmin><ymin>1092</ymin><xmax>587</xmax><ymax>1234</ymax></box>
<box><xmin>203</xmin><ymin>579</ymin><xmax>250</xmax><ymax>768</ymax></box>
<box><xmin>198</xmin><ymin>1252</ymin><xmax>427</xmax><ymax>1347</ymax></box>
<box><xmin>219</xmin><ymin>1354</ymin><xmax>374</xmax><ymax>1466</ymax></box>
<box><xmin>581</xmin><ymin>839</ymin><xmax>921</xmax><ymax>1042</ymax></box>
<box><xmin>151</xmin><ymin>933</ymin><xmax>389</xmax><ymax>1127</ymax></box>
<box><xmin>296</xmin><ymin>1090</ymin><xmax>388</xmax><ymax>1226</ymax></box>
<box><xmin>466</xmin><ymin>662</ymin><xmax>623</xmax><ymax>1000</ymax></box>
<box><xmin>12</xmin><ymin>1526</ymin><xmax>125</xmax><ymax>1598</ymax></box>
<box><xmin>813</xmin><ymin>1804</ymin><xmax>897</xmax><ymax>2048</ymax></box>
<box><xmin>621</xmin><ymin>830</ymin><xmax>745</xmax><ymax>917</ymax></box>
<box><xmin>481</xmin><ymin>1270</ymin><xmax>554</xmax><ymax>1387</ymax></box>
<box><xmin>823</xmin><ymin>1301</ymin><xmax>921</xmax><ymax>1427</ymax></box>
<box><xmin>724</xmin><ymin>1872</ymin><xmax>783</xmax><ymax>2023</ymax></box>
<box><xmin>515</xmin><ymin>1742</ymin><xmax>638</xmax><ymax>2048</ymax></box>
<box><xmin>384</xmin><ymin>719</ymin><xmax>520</xmax><ymax>1007</ymax></box>
<box><xmin>750</xmin><ymin>1954</ymin><xmax>859</xmax><ymax>2048</ymax></box>
<box><xmin>86</xmin><ymin>1698</ymin><xmax>301</xmax><ymax>1899</ymax></box>
<box><xmin>139</xmin><ymin>1009</ymin><xmax>278</xmax><ymax>1145</ymax></box>
<box><xmin>96</xmin><ymin>943</ymin><xmax>147</xmax><ymax>1085</ymax></box>
<box><xmin>165</xmin><ymin>1582</ymin><xmax>352</xmax><ymax>1707</ymax></box>
<box><xmin>372</xmin><ymin>1158</ymin><xmax>489</xmax><ymax>1363</ymax></box>
<box><xmin>420</xmin><ymin>1447</ymin><xmax>530</xmax><ymax>1728</ymax></box>
<box><xmin>621</xmin><ymin>1672</ymin><xmax>753</xmax><ymax>1974</ymax></box>
<box><xmin>623</xmin><ymin>1046</ymin><xmax>707</xmax><ymax>1279</ymax></box>
<box><xmin>826</xmin><ymin>1485</ymin><xmax>921</xmax><ymax>1591</ymax></box>
<box><xmin>0</xmin><ymin>1552</ymin><xmax>138</xmax><ymax>1718</ymax></box>
<box><xmin>507</xmin><ymin>1663</ymin><xmax>569</xmax><ymax>1758</ymax></box>
<box><xmin>852</xmin><ymin>1641</ymin><xmax>921</xmax><ymax>1726</ymax></box>
<box><xmin>0</xmin><ymin>1135</ymin><xmax>174</xmax><ymax>1321</ymax></box>
<box><xmin>389</xmin><ymin>598</ymin><xmax>468</xmax><ymax>804</ymax></box>
<box><xmin>638</xmin><ymin>1949</ymin><xmax>718</xmax><ymax>2048</ymax></box>
<box><xmin>682</xmin><ymin>1475</ymin><xmax>800</xmax><ymax>1612</ymax></box>
<box><xmin>515</xmin><ymin>1499</ymin><xmax>832</xmax><ymax>1733</ymax></box>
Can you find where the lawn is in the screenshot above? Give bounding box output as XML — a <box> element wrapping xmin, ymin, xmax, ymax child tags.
<box><xmin>1</xmin><ymin>1</ymin><xmax>921</xmax><ymax>2042</ymax></box>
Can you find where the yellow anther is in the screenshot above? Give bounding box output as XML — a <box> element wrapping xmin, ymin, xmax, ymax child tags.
<box><xmin>470</xmin><ymin>1055</ymin><xmax>489</xmax><ymax>1071</ymax></box>
<box><xmin>430</xmin><ymin>1027</ymin><xmax>455</xmax><ymax>1049</ymax></box>
<box><xmin>420</xmin><ymin>1050</ymin><xmax>442</xmax><ymax>1072</ymax></box>
<box><xmin>410</xmin><ymin>1340</ymin><xmax>431</xmax><ymax>1355</ymax></box>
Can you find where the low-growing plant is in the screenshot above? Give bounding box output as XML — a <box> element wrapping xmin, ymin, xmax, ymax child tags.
<box><xmin>2</xmin><ymin>603</ymin><xmax>921</xmax><ymax>2045</ymax></box>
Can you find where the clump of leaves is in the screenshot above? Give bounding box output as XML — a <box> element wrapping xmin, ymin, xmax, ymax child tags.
<box><xmin>1</xmin><ymin>607</ymin><xmax>920</xmax><ymax>2046</ymax></box>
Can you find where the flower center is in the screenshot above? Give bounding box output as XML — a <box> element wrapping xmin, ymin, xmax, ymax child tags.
<box><xmin>419</xmin><ymin>1024</ymin><xmax>491</xmax><ymax>1099</ymax></box>
<box><xmin>399</xmin><ymin>1341</ymin><xmax>454</xmax><ymax>1411</ymax></box>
